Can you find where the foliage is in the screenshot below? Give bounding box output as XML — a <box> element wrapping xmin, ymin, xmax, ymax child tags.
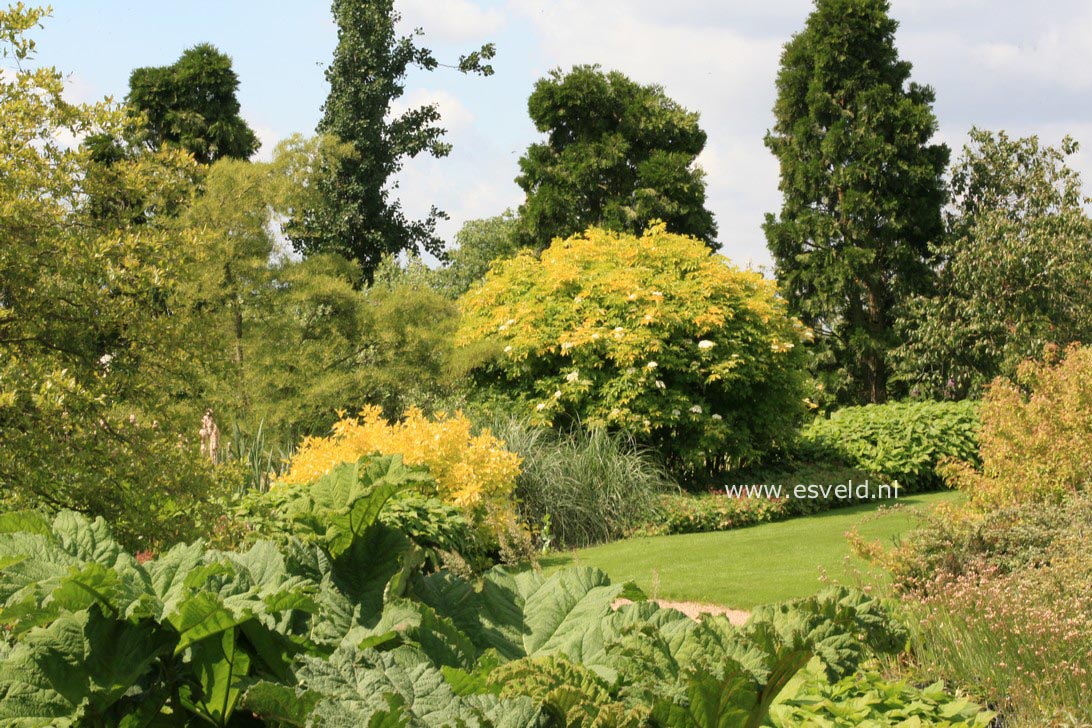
<box><xmin>859</xmin><ymin>490</ymin><xmax>1091</xmax><ymax>594</ymax></box>
<box><xmin>379</xmin><ymin>493</ymin><xmax>490</xmax><ymax>574</ymax></box>
<box><xmin>943</xmin><ymin>344</ymin><xmax>1092</xmax><ymax>508</ymax></box>
<box><xmin>764</xmin><ymin>0</ymin><xmax>949</xmax><ymax>404</ymax></box>
<box><xmin>0</xmin><ymin>6</ymin><xmax>222</xmax><ymax>548</ymax></box>
<box><xmin>897</xmin><ymin>496</ymin><xmax>1092</xmax><ymax>725</ymax></box>
<box><xmin>771</xmin><ymin>667</ymin><xmax>994</xmax><ymax>727</ymax></box>
<box><xmin>281</xmin><ymin>407</ymin><xmax>521</xmax><ymax>535</ymax></box>
<box><xmin>457</xmin><ymin>225</ymin><xmax>809</xmax><ymax>475</ymax></box>
<box><xmin>179</xmin><ymin>139</ymin><xmax>463</xmax><ymax>442</ymax></box>
<box><xmin>360</xmin><ymin>281</ymin><xmax>463</xmax><ymax>419</ymax></box>
<box><xmin>484</xmin><ymin>418</ymin><xmax>673</xmax><ymax>549</ymax></box>
<box><xmin>647</xmin><ymin>463</ymin><xmax>877</xmax><ymax>536</ymax></box>
<box><xmin>126</xmin><ymin>43</ymin><xmax>259</xmax><ymax>163</ymax></box>
<box><xmin>0</xmin><ymin>489</ymin><xmax>915</xmax><ymax>726</ymax></box>
<box><xmin>435</xmin><ymin>212</ymin><xmax>521</xmax><ymax>298</ymax></box>
<box><xmin>896</xmin><ymin>129</ymin><xmax>1092</xmax><ymax>398</ymax></box>
<box><xmin>0</xmin><ymin>459</ymin><xmax>431</xmax><ymax>726</ymax></box>
<box><xmin>289</xmin><ymin>0</ymin><xmax>495</xmax><ymax>281</ymax></box>
<box><xmin>515</xmin><ymin>65</ymin><xmax>717</xmax><ymax>250</ymax></box>
<box><xmin>803</xmin><ymin>400</ymin><xmax>980</xmax><ymax>492</ymax></box>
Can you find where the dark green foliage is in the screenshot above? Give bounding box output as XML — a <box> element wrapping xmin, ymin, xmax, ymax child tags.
<box><xmin>290</xmin><ymin>0</ymin><xmax>495</xmax><ymax>281</ymax></box>
<box><xmin>894</xmin><ymin>130</ymin><xmax>1092</xmax><ymax>398</ymax></box>
<box><xmin>802</xmin><ymin>400</ymin><xmax>980</xmax><ymax>492</ymax></box>
<box><xmin>380</xmin><ymin>494</ymin><xmax>490</xmax><ymax>573</ymax></box>
<box><xmin>127</xmin><ymin>43</ymin><xmax>259</xmax><ymax>163</ymax></box>
<box><xmin>516</xmin><ymin>65</ymin><xmax>717</xmax><ymax>250</ymax></box>
<box><xmin>764</xmin><ymin>0</ymin><xmax>948</xmax><ymax>404</ymax></box>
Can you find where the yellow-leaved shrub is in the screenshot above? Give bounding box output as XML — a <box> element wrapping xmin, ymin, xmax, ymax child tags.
<box><xmin>943</xmin><ymin>344</ymin><xmax>1092</xmax><ymax>508</ymax></box>
<box><xmin>457</xmin><ymin>224</ymin><xmax>809</xmax><ymax>474</ymax></box>
<box><xmin>281</xmin><ymin>406</ymin><xmax>521</xmax><ymax>516</ymax></box>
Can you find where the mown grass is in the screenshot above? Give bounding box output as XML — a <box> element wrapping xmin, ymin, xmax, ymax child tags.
<box><xmin>541</xmin><ymin>490</ymin><xmax>961</xmax><ymax>608</ymax></box>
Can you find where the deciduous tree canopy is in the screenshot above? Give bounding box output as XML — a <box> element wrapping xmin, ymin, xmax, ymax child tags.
<box><xmin>127</xmin><ymin>43</ymin><xmax>259</xmax><ymax>164</ymax></box>
<box><xmin>515</xmin><ymin>65</ymin><xmax>717</xmax><ymax>251</ymax></box>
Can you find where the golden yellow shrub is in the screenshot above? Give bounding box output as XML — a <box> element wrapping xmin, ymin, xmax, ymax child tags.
<box><xmin>280</xmin><ymin>406</ymin><xmax>520</xmax><ymax>513</ymax></box>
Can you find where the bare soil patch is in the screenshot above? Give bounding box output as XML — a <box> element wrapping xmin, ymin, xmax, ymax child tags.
<box><xmin>613</xmin><ymin>598</ymin><xmax>749</xmax><ymax>625</ymax></box>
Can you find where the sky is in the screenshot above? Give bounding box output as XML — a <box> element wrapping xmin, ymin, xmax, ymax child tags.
<box><xmin>31</xmin><ymin>0</ymin><xmax>1092</xmax><ymax>269</ymax></box>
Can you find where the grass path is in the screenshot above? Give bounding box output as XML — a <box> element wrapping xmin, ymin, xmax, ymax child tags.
<box><xmin>541</xmin><ymin>491</ymin><xmax>960</xmax><ymax>609</ymax></box>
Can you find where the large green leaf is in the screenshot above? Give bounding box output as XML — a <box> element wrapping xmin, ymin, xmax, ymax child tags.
<box><xmin>241</xmin><ymin>681</ymin><xmax>320</xmax><ymax>727</ymax></box>
<box><xmin>0</xmin><ymin>607</ymin><xmax>172</xmax><ymax>725</ymax></box>
<box><xmin>419</xmin><ymin>567</ymin><xmax>633</xmax><ymax>662</ymax></box>
<box><xmin>299</xmin><ymin>645</ymin><xmax>498</xmax><ymax>727</ymax></box>
<box><xmin>350</xmin><ymin>599</ymin><xmax>477</xmax><ymax>669</ymax></box>
<box><xmin>182</xmin><ymin>627</ymin><xmax>252</xmax><ymax>727</ymax></box>
<box><xmin>168</xmin><ymin>591</ymin><xmax>251</xmax><ymax>654</ymax></box>
<box><xmin>651</xmin><ymin>670</ymin><xmax>758</xmax><ymax>728</ymax></box>
<box><xmin>0</xmin><ymin>515</ymin><xmax>152</xmax><ymax>633</ymax></box>
<box><xmin>281</xmin><ymin>455</ymin><xmax>432</xmax><ymax>558</ymax></box>
<box><xmin>330</xmin><ymin>523</ymin><xmax>413</xmax><ymax>624</ymax></box>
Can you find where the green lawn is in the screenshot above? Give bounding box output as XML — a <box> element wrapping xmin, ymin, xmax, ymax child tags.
<box><xmin>541</xmin><ymin>491</ymin><xmax>960</xmax><ymax>609</ymax></box>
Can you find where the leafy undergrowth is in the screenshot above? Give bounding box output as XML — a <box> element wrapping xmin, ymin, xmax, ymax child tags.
<box><xmin>0</xmin><ymin>456</ymin><xmax>991</xmax><ymax>726</ymax></box>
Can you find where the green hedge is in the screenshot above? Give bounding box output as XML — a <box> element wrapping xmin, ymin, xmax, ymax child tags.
<box><xmin>642</xmin><ymin>462</ymin><xmax>882</xmax><ymax>536</ymax></box>
<box><xmin>802</xmin><ymin>400</ymin><xmax>980</xmax><ymax>492</ymax></box>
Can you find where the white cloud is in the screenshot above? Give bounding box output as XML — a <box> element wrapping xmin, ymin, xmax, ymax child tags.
<box><xmin>398</xmin><ymin>0</ymin><xmax>504</xmax><ymax>42</ymax></box>
<box><xmin>973</xmin><ymin>8</ymin><xmax>1092</xmax><ymax>91</ymax></box>
<box><xmin>61</xmin><ymin>72</ymin><xmax>98</xmax><ymax>104</ymax></box>
<box><xmin>251</xmin><ymin>123</ymin><xmax>284</xmax><ymax>162</ymax></box>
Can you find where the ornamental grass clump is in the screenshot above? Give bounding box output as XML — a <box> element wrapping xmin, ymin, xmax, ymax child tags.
<box><xmin>281</xmin><ymin>406</ymin><xmax>521</xmax><ymax>524</ymax></box>
<box><xmin>485</xmin><ymin>417</ymin><xmax>673</xmax><ymax>549</ymax></box>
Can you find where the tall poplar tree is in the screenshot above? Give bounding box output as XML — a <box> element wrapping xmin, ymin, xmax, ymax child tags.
<box><xmin>291</xmin><ymin>0</ymin><xmax>494</xmax><ymax>282</ymax></box>
<box><xmin>764</xmin><ymin>0</ymin><xmax>948</xmax><ymax>404</ymax></box>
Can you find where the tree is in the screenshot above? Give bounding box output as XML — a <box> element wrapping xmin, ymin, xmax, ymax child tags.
<box><xmin>894</xmin><ymin>129</ymin><xmax>1092</xmax><ymax>398</ymax></box>
<box><xmin>290</xmin><ymin>0</ymin><xmax>495</xmax><ymax>282</ymax></box>
<box><xmin>457</xmin><ymin>225</ymin><xmax>808</xmax><ymax>476</ymax></box>
<box><xmin>515</xmin><ymin>65</ymin><xmax>717</xmax><ymax>250</ymax></box>
<box><xmin>435</xmin><ymin>211</ymin><xmax>520</xmax><ymax>297</ymax></box>
<box><xmin>764</xmin><ymin>0</ymin><xmax>948</xmax><ymax>404</ymax></box>
<box><xmin>179</xmin><ymin>137</ymin><xmax>462</xmax><ymax>438</ymax></box>
<box><xmin>127</xmin><ymin>43</ymin><xmax>259</xmax><ymax>163</ymax></box>
<box><xmin>0</xmin><ymin>6</ymin><xmax>220</xmax><ymax>546</ymax></box>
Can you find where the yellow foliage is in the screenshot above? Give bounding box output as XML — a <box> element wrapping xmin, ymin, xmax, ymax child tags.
<box><xmin>945</xmin><ymin>344</ymin><xmax>1092</xmax><ymax>509</ymax></box>
<box><xmin>457</xmin><ymin>224</ymin><xmax>809</xmax><ymax>471</ymax></box>
<box><xmin>281</xmin><ymin>406</ymin><xmax>521</xmax><ymax>513</ymax></box>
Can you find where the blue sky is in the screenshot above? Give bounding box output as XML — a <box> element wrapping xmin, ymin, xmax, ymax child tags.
<box><xmin>34</xmin><ymin>0</ymin><xmax>1092</xmax><ymax>268</ymax></box>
